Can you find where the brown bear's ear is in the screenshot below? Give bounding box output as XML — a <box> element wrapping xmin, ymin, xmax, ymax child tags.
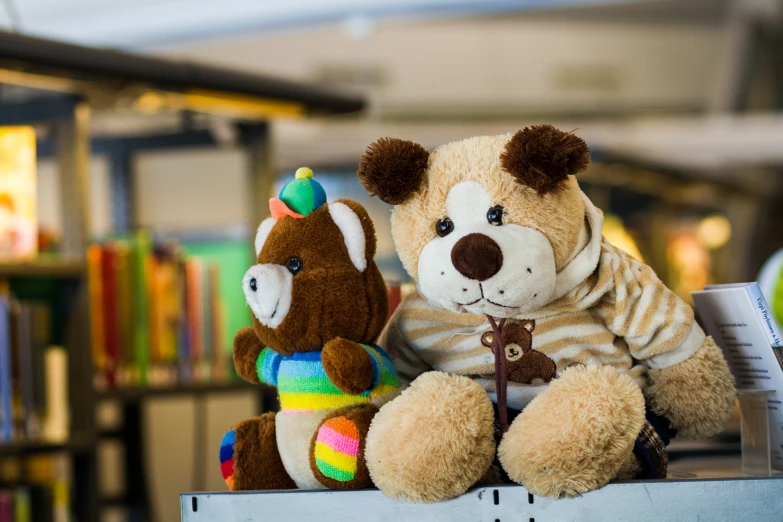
<box><xmin>500</xmin><ymin>125</ymin><xmax>590</xmax><ymax>196</ymax></box>
<box><xmin>357</xmin><ymin>138</ymin><xmax>429</xmax><ymax>205</ymax></box>
<box><xmin>522</xmin><ymin>320</ymin><xmax>535</xmax><ymax>333</ymax></box>
<box><xmin>330</xmin><ymin>199</ymin><xmax>378</xmax><ymax>272</ymax></box>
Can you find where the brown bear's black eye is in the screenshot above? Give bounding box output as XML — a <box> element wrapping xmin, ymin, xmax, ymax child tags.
<box><xmin>436</xmin><ymin>217</ymin><xmax>454</xmax><ymax>237</ymax></box>
<box><xmin>487</xmin><ymin>205</ymin><xmax>504</xmax><ymax>226</ymax></box>
<box><xmin>249</xmin><ymin>278</ymin><xmax>257</xmax><ymax>291</ymax></box>
<box><xmin>286</xmin><ymin>257</ymin><xmax>303</xmax><ymax>275</ymax></box>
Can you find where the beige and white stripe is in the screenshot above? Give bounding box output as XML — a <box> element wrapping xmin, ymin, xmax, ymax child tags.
<box><xmin>380</xmin><ymin>241</ymin><xmax>705</xmax><ymax>409</ymax></box>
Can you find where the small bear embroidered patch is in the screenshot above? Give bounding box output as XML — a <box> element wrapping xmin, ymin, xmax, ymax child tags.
<box><xmin>481</xmin><ymin>320</ymin><xmax>557</xmax><ymax>384</ymax></box>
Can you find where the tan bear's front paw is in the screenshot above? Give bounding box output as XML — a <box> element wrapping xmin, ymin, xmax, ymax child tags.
<box><xmin>498</xmin><ymin>365</ymin><xmax>645</xmax><ymax>499</ymax></box>
<box><xmin>365</xmin><ymin>372</ymin><xmax>495</xmax><ymax>503</ymax></box>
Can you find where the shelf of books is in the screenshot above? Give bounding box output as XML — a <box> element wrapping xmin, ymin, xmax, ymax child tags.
<box><xmin>87</xmin><ymin>230</ymin><xmax>239</xmax><ymax>393</ymax></box>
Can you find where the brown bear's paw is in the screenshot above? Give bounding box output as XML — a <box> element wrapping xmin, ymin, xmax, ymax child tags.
<box><xmin>647</xmin><ymin>337</ymin><xmax>736</xmax><ymax>440</ymax></box>
<box><xmin>498</xmin><ymin>365</ymin><xmax>645</xmax><ymax>499</ymax></box>
<box><xmin>365</xmin><ymin>372</ymin><xmax>495</xmax><ymax>503</ymax></box>
<box><xmin>221</xmin><ymin>413</ymin><xmax>296</xmax><ymax>491</ymax></box>
<box><xmin>309</xmin><ymin>404</ymin><xmax>378</xmax><ymax>490</ymax></box>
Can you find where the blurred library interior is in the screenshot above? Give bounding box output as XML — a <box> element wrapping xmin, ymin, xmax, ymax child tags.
<box><xmin>1</xmin><ymin>0</ymin><xmax>783</xmax><ymax>521</ymax></box>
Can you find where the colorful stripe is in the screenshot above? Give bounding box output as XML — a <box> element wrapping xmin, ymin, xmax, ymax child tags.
<box><xmin>280</xmin><ymin>392</ymin><xmax>372</xmax><ymax>411</ymax></box>
<box><xmin>314</xmin><ymin>417</ymin><xmax>360</xmax><ymax>482</ymax></box>
<box><xmin>220</xmin><ymin>429</ymin><xmax>236</xmax><ymax>489</ymax></box>
<box><xmin>255</xmin><ymin>342</ymin><xmax>401</xmax><ymax>412</ymax></box>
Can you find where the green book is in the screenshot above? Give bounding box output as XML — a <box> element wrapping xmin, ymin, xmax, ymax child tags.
<box><xmin>131</xmin><ymin>230</ymin><xmax>151</xmax><ymax>385</ymax></box>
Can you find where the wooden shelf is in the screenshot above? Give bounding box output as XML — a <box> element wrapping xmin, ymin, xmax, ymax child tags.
<box><xmin>97</xmin><ymin>382</ymin><xmax>258</xmax><ymax>401</ymax></box>
<box><xmin>0</xmin><ymin>435</ymin><xmax>94</xmax><ymax>456</ymax></box>
<box><xmin>0</xmin><ymin>258</ymin><xmax>85</xmax><ymax>278</ymax></box>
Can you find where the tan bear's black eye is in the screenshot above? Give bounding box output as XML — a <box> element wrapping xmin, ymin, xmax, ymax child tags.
<box><xmin>249</xmin><ymin>278</ymin><xmax>257</xmax><ymax>291</ymax></box>
<box><xmin>286</xmin><ymin>257</ymin><xmax>303</xmax><ymax>275</ymax></box>
<box><xmin>436</xmin><ymin>217</ymin><xmax>454</xmax><ymax>237</ymax></box>
<box><xmin>487</xmin><ymin>205</ymin><xmax>504</xmax><ymax>226</ymax></box>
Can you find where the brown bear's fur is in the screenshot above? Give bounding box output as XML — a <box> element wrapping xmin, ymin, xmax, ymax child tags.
<box><xmin>249</xmin><ymin>200</ymin><xmax>388</xmax><ymax>356</ymax></box>
<box><xmin>226</xmin><ymin>198</ymin><xmax>397</xmax><ymax>492</ymax></box>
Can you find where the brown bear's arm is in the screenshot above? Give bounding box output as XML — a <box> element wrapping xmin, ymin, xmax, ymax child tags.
<box><xmin>233</xmin><ymin>327</ymin><xmax>265</xmax><ymax>384</ymax></box>
<box><xmin>321</xmin><ymin>338</ymin><xmax>374</xmax><ymax>395</ymax></box>
<box><xmin>646</xmin><ymin>337</ymin><xmax>736</xmax><ymax>440</ymax></box>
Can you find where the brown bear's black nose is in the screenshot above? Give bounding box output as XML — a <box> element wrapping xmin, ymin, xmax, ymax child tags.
<box><xmin>451</xmin><ymin>233</ymin><xmax>503</xmax><ymax>281</ymax></box>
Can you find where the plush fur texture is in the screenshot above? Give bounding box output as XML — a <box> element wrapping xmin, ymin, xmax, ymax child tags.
<box><xmin>321</xmin><ymin>338</ymin><xmax>375</xmax><ymax>395</ymax></box>
<box><xmin>646</xmin><ymin>337</ymin><xmax>737</xmax><ymax>440</ymax></box>
<box><xmin>226</xmin><ymin>198</ymin><xmax>397</xmax><ymax>492</ymax></box>
<box><xmin>358</xmin><ymin>138</ymin><xmax>430</xmax><ymax>205</ymax></box>
<box><xmin>386</xmin><ymin>135</ymin><xmax>587</xmax><ymax>279</ymax></box>
<box><xmin>365</xmin><ymin>372</ymin><xmax>495</xmax><ymax>503</ymax></box>
<box><xmin>500</xmin><ymin>125</ymin><xmax>590</xmax><ymax>195</ymax></box>
<box><xmin>245</xmin><ymin>199</ymin><xmax>387</xmax><ymax>356</ymax></box>
<box><xmin>231</xmin><ymin>414</ymin><xmax>296</xmax><ymax>491</ymax></box>
<box><xmin>498</xmin><ymin>365</ymin><xmax>645</xmax><ymax>498</ymax></box>
<box><xmin>359</xmin><ymin>128</ymin><xmax>736</xmax><ymax>501</ymax></box>
<box><xmin>233</xmin><ymin>327</ymin><xmax>264</xmax><ymax>384</ymax></box>
<box><xmin>450</xmin><ymin>233</ymin><xmax>503</xmax><ymax>281</ymax></box>
<box><xmin>276</xmin><ymin>409</ymin><xmax>332</xmax><ymax>489</ymax></box>
<box><xmin>309</xmin><ymin>404</ymin><xmax>378</xmax><ymax>490</ymax></box>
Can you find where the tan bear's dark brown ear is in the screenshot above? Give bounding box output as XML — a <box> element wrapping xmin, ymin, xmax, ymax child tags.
<box><xmin>500</xmin><ymin>125</ymin><xmax>590</xmax><ymax>196</ymax></box>
<box><xmin>357</xmin><ymin>138</ymin><xmax>429</xmax><ymax>205</ymax></box>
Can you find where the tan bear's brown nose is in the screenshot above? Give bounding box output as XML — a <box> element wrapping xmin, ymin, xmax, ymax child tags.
<box><xmin>451</xmin><ymin>233</ymin><xmax>503</xmax><ymax>281</ymax></box>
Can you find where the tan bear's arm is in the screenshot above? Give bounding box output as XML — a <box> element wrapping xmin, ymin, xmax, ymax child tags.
<box><xmin>322</xmin><ymin>338</ymin><xmax>374</xmax><ymax>395</ymax></box>
<box><xmin>599</xmin><ymin>245</ymin><xmax>736</xmax><ymax>438</ymax></box>
<box><xmin>646</xmin><ymin>337</ymin><xmax>736</xmax><ymax>439</ymax></box>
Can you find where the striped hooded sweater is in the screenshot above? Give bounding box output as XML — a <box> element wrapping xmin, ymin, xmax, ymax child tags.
<box><xmin>381</xmin><ymin>196</ymin><xmax>706</xmax><ymax>411</ymax></box>
<box><xmin>255</xmin><ymin>343</ymin><xmax>400</xmax><ymax>412</ymax></box>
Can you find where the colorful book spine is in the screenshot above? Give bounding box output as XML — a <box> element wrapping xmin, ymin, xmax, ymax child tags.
<box><xmin>86</xmin><ymin>245</ymin><xmax>106</xmax><ymax>379</ymax></box>
<box><xmin>131</xmin><ymin>231</ymin><xmax>151</xmax><ymax>385</ymax></box>
<box><xmin>0</xmin><ymin>293</ymin><xmax>12</xmax><ymax>442</ymax></box>
<box><xmin>101</xmin><ymin>246</ymin><xmax>119</xmax><ymax>387</ymax></box>
<box><xmin>114</xmin><ymin>243</ymin><xmax>133</xmax><ymax>380</ymax></box>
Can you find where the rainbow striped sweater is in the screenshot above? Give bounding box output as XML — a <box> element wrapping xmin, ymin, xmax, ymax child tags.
<box><xmin>256</xmin><ymin>343</ymin><xmax>400</xmax><ymax>412</ymax></box>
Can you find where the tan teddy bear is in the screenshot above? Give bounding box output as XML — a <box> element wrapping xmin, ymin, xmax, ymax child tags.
<box><xmin>356</xmin><ymin>125</ymin><xmax>736</xmax><ymax>501</ymax></box>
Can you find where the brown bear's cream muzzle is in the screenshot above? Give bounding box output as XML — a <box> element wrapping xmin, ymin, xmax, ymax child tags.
<box><xmin>243</xmin><ymin>263</ymin><xmax>293</xmax><ymax>329</ymax></box>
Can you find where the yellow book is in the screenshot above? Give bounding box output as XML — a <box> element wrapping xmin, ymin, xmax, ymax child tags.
<box><xmin>0</xmin><ymin>127</ymin><xmax>37</xmax><ymax>260</ymax></box>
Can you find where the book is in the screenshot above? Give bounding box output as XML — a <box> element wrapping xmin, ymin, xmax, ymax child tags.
<box><xmin>0</xmin><ymin>126</ymin><xmax>37</xmax><ymax>260</ymax></box>
<box><xmin>692</xmin><ymin>282</ymin><xmax>783</xmax><ymax>470</ymax></box>
<box><xmin>0</xmin><ymin>292</ymin><xmax>12</xmax><ymax>442</ymax></box>
<box><xmin>87</xmin><ymin>234</ymin><xmax>227</xmax><ymax>388</ymax></box>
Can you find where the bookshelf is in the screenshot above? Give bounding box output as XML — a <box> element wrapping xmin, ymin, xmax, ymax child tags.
<box><xmin>0</xmin><ymin>30</ymin><xmax>364</xmax><ymax>522</ymax></box>
<box><xmin>0</xmin><ymin>259</ymin><xmax>86</xmax><ymax>278</ymax></box>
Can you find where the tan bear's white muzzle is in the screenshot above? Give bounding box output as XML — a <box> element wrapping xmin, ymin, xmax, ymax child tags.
<box><xmin>242</xmin><ymin>264</ymin><xmax>293</xmax><ymax>329</ymax></box>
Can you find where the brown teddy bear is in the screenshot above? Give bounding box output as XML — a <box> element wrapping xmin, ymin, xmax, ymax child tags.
<box><xmin>356</xmin><ymin>126</ymin><xmax>736</xmax><ymax>501</ymax></box>
<box><xmin>219</xmin><ymin>169</ymin><xmax>400</xmax><ymax>492</ymax></box>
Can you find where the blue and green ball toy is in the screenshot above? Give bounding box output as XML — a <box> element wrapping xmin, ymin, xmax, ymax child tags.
<box><xmin>271</xmin><ymin>167</ymin><xmax>327</xmax><ymax>219</ymax></box>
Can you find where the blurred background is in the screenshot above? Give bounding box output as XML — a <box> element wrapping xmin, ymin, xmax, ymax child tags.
<box><xmin>1</xmin><ymin>0</ymin><xmax>783</xmax><ymax>521</ymax></box>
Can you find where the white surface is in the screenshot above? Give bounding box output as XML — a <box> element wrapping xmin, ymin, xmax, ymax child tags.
<box><xmin>181</xmin><ymin>478</ymin><xmax>783</xmax><ymax>522</ymax></box>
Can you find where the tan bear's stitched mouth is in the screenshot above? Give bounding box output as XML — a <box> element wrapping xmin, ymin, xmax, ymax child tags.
<box><xmin>486</xmin><ymin>299</ymin><xmax>516</xmax><ymax>309</ymax></box>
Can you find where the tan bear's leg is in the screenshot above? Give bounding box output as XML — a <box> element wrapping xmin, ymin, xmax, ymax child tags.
<box><xmin>498</xmin><ymin>365</ymin><xmax>645</xmax><ymax>499</ymax></box>
<box><xmin>220</xmin><ymin>413</ymin><xmax>296</xmax><ymax>491</ymax></box>
<box><xmin>365</xmin><ymin>372</ymin><xmax>496</xmax><ymax>503</ymax></box>
<box><xmin>309</xmin><ymin>404</ymin><xmax>378</xmax><ymax>490</ymax></box>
